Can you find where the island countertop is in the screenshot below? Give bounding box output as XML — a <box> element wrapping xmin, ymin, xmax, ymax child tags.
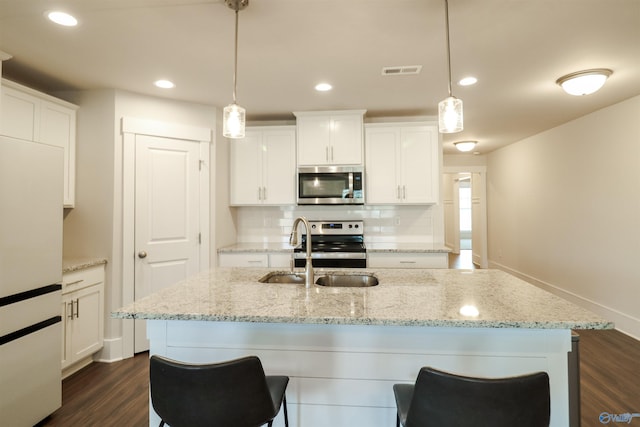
<box><xmin>113</xmin><ymin>268</ymin><xmax>612</xmax><ymax>330</ymax></box>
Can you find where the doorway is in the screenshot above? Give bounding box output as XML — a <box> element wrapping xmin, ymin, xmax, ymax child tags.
<box><xmin>443</xmin><ymin>167</ymin><xmax>488</xmax><ymax>269</ymax></box>
<box><xmin>121</xmin><ymin>118</ymin><xmax>211</xmax><ymax>357</ymax></box>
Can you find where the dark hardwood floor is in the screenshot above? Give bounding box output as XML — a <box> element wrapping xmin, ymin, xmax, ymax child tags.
<box><xmin>37</xmin><ymin>352</ymin><xmax>149</xmax><ymax>427</ymax></box>
<box><xmin>37</xmin><ymin>329</ymin><xmax>639</xmax><ymax>427</ymax></box>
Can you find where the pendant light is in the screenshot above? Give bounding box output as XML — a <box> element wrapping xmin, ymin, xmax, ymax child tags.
<box><xmin>438</xmin><ymin>0</ymin><xmax>463</xmax><ymax>134</ymax></box>
<box><xmin>223</xmin><ymin>0</ymin><xmax>249</xmax><ymax>139</ymax></box>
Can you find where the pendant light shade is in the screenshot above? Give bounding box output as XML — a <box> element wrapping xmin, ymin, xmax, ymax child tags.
<box><xmin>439</xmin><ymin>96</ymin><xmax>463</xmax><ymax>133</ymax></box>
<box><xmin>438</xmin><ymin>0</ymin><xmax>463</xmax><ymax>134</ymax></box>
<box><xmin>223</xmin><ymin>0</ymin><xmax>249</xmax><ymax>139</ymax></box>
<box><xmin>223</xmin><ymin>103</ymin><xmax>246</xmax><ymax>138</ymax></box>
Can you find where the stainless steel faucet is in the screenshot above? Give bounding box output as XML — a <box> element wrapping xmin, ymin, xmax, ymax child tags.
<box><xmin>289</xmin><ymin>216</ymin><xmax>314</xmax><ymax>287</ymax></box>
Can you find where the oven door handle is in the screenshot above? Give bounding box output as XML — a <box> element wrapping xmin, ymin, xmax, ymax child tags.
<box><xmin>293</xmin><ymin>252</ymin><xmax>367</xmax><ymax>260</ymax></box>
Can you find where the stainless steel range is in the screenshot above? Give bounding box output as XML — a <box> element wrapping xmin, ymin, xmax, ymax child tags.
<box><xmin>293</xmin><ymin>220</ymin><xmax>366</xmax><ymax>268</ymax></box>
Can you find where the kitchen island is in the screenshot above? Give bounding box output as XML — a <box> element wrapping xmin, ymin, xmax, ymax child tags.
<box><xmin>114</xmin><ymin>268</ymin><xmax>612</xmax><ymax>427</ymax></box>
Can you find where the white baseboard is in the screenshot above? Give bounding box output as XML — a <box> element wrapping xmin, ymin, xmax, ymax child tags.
<box><xmin>94</xmin><ymin>337</ymin><xmax>124</xmax><ymax>363</ymax></box>
<box><xmin>489</xmin><ymin>260</ymin><xmax>639</xmax><ymax>341</ymax></box>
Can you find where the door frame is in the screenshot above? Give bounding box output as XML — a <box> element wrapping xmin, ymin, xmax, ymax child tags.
<box><xmin>121</xmin><ymin>117</ymin><xmax>211</xmax><ymax>358</ymax></box>
<box><xmin>443</xmin><ymin>166</ymin><xmax>488</xmax><ymax>269</ymax></box>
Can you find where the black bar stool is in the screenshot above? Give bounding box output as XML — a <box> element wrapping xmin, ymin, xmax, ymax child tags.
<box><xmin>393</xmin><ymin>366</ymin><xmax>550</xmax><ymax>427</ymax></box>
<box><xmin>150</xmin><ymin>355</ymin><xmax>289</xmax><ymax>427</ymax></box>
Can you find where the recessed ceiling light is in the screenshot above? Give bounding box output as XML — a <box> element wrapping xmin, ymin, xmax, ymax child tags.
<box><xmin>458</xmin><ymin>76</ymin><xmax>477</xmax><ymax>86</ymax></box>
<box><xmin>154</xmin><ymin>80</ymin><xmax>175</xmax><ymax>89</ymax></box>
<box><xmin>47</xmin><ymin>11</ymin><xmax>78</xmax><ymax>27</ymax></box>
<box><xmin>315</xmin><ymin>83</ymin><xmax>332</xmax><ymax>92</ymax></box>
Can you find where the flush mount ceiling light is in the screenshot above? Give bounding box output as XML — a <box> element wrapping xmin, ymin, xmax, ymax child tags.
<box><xmin>454</xmin><ymin>141</ymin><xmax>477</xmax><ymax>152</ymax></box>
<box><xmin>438</xmin><ymin>0</ymin><xmax>463</xmax><ymax>134</ymax></box>
<box><xmin>46</xmin><ymin>11</ymin><xmax>78</xmax><ymax>27</ymax></box>
<box><xmin>223</xmin><ymin>0</ymin><xmax>249</xmax><ymax>139</ymax></box>
<box><xmin>556</xmin><ymin>69</ymin><xmax>612</xmax><ymax>96</ymax></box>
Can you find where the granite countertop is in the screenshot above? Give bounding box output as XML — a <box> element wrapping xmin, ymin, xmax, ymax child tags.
<box><xmin>218</xmin><ymin>243</ymin><xmax>451</xmax><ymax>254</ymax></box>
<box><xmin>112</xmin><ymin>267</ymin><xmax>612</xmax><ymax>330</ymax></box>
<box><xmin>63</xmin><ymin>257</ymin><xmax>107</xmax><ymax>273</ymax></box>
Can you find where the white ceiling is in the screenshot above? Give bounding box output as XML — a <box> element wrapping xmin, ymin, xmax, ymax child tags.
<box><xmin>1</xmin><ymin>0</ymin><xmax>639</xmax><ymax>154</ymax></box>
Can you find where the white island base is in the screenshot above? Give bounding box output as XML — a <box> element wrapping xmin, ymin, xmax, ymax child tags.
<box><xmin>147</xmin><ymin>319</ymin><xmax>571</xmax><ymax>427</ymax></box>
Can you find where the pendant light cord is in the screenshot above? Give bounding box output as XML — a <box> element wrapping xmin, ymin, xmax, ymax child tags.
<box><xmin>232</xmin><ymin>8</ymin><xmax>239</xmax><ymax>104</ymax></box>
<box><xmin>444</xmin><ymin>0</ymin><xmax>453</xmax><ymax>97</ymax></box>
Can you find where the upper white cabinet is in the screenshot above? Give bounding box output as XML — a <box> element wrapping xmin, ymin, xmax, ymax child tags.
<box><xmin>294</xmin><ymin>110</ymin><xmax>365</xmax><ymax>166</ymax></box>
<box><xmin>230</xmin><ymin>126</ymin><xmax>296</xmax><ymax>206</ymax></box>
<box><xmin>1</xmin><ymin>79</ymin><xmax>77</xmax><ymax>207</ymax></box>
<box><xmin>365</xmin><ymin>123</ymin><xmax>440</xmax><ymax>204</ymax></box>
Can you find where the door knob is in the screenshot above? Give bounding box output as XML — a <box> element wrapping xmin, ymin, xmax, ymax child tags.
<box><xmin>138</xmin><ymin>251</ymin><xmax>147</xmax><ymax>259</ymax></box>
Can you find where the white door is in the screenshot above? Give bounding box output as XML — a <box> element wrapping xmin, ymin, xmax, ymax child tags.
<box><xmin>134</xmin><ymin>135</ymin><xmax>201</xmax><ymax>352</ymax></box>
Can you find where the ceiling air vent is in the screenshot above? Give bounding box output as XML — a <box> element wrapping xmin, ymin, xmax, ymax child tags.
<box><xmin>382</xmin><ymin>65</ymin><xmax>422</xmax><ymax>76</ymax></box>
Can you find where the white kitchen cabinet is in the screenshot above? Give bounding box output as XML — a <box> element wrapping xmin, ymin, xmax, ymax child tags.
<box><xmin>218</xmin><ymin>252</ymin><xmax>293</xmax><ymax>268</ymax></box>
<box><xmin>294</xmin><ymin>110</ymin><xmax>365</xmax><ymax>166</ymax></box>
<box><xmin>365</xmin><ymin>123</ymin><xmax>439</xmax><ymax>204</ymax></box>
<box><xmin>0</xmin><ymin>79</ymin><xmax>77</xmax><ymax>207</ymax></box>
<box><xmin>230</xmin><ymin>126</ymin><xmax>296</xmax><ymax>206</ymax></box>
<box><xmin>61</xmin><ymin>265</ymin><xmax>105</xmax><ymax>378</ymax></box>
<box><xmin>367</xmin><ymin>252</ymin><xmax>448</xmax><ymax>269</ymax></box>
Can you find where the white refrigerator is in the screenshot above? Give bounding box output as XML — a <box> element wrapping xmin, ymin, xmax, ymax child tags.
<box><xmin>0</xmin><ymin>136</ymin><xmax>63</xmax><ymax>426</ymax></box>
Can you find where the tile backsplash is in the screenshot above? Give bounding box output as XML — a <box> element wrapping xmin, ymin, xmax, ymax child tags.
<box><xmin>234</xmin><ymin>205</ymin><xmax>443</xmax><ymax>244</ymax></box>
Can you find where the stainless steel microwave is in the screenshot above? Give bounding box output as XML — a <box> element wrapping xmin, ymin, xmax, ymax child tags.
<box><xmin>297</xmin><ymin>166</ymin><xmax>364</xmax><ymax>205</ymax></box>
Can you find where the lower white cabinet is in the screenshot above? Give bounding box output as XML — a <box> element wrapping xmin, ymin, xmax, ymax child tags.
<box><xmin>218</xmin><ymin>252</ymin><xmax>293</xmax><ymax>268</ymax></box>
<box><xmin>61</xmin><ymin>265</ymin><xmax>104</xmax><ymax>377</ymax></box>
<box><xmin>368</xmin><ymin>252</ymin><xmax>448</xmax><ymax>268</ymax></box>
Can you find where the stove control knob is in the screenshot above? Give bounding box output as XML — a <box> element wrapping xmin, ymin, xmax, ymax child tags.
<box><xmin>354</xmin><ymin>224</ymin><xmax>359</xmax><ymax>228</ymax></box>
<box><xmin>348</xmin><ymin>224</ymin><xmax>353</xmax><ymax>228</ymax></box>
<box><xmin>311</xmin><ymin>224</ymin><xmax>316</xmax><ymax>229</ymax></box>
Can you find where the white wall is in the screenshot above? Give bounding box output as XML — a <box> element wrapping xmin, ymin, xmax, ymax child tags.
<box><xmin>62</xmin><ymin>89</ymin><xmax>232</xmax><ymax>360</ymax></box>
<box><xmin>233</xmin><ymin>205</ymin><xmax>444</xmax><ymax>245</ymax></box>
<box><xmin>487</xmin><ymin>96</ymin><xmax>640</xmax><ymax>338</ymax></box>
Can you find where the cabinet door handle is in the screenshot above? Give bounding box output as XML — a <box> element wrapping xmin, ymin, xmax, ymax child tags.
<box><xmin>263</xmin><ymin>187</ymin><xmax>267</xmax><ymax>201</ymax></box>
<box><xmin>325</xmin><ymin>146</ymin><xmax>329</xmax><ymax>162</ymax></box>
<box><xmin>400</xmin><ymin>261</ymin><xmax>416</xmax><ymax>264</ymax></box>
<box><xmin>330</xmin><ymin>146</ymin><xmax>334</xmax><ymax>161</ymax></box>
<box><xmin>258</xmin><ymin>187</ymin><xmax>261</xmax><ymax>200</ymax></box>
<box><xmin>138</xmin><ymin>251</ymin><xmax>147</xmax><ymax>259</ymax></box>
<box><xmin>66</xmin><ymin>279</ymin><xmax>83</xmax><ymax>286</ymax></box>
<box><xmin>68</xmin><ymin>301</ymin><xmax>74</xmax><ymax>319</ymax></box>
<box><xmin>75</xmin><ymin>299</ymin><xmax>80</xmax><ymax>318</ymax></box>
<box><xmin>397</xmin><ymin>186</ymin><xmax>401</xmax><ymax>200</ymax></box>
<box><xmin>403</xmin><ymin>185</ymin><xmax>407</xmax><ymax>199</ymax></box>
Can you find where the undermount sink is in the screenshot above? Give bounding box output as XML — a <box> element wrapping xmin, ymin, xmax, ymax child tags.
<box><xmin>259</xmin><ymin>272</ymin><xmax>379</xmax><ymax>287</ymax></box>
<box><xmin>315</xmin><ymin>274</ymin><xmax>379</xmax><ymax>288</ymax></box>
<box><xmin>259</xmin><ymin>272</ymin><xmax>307</xmax><ymax>284</ymax></box>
